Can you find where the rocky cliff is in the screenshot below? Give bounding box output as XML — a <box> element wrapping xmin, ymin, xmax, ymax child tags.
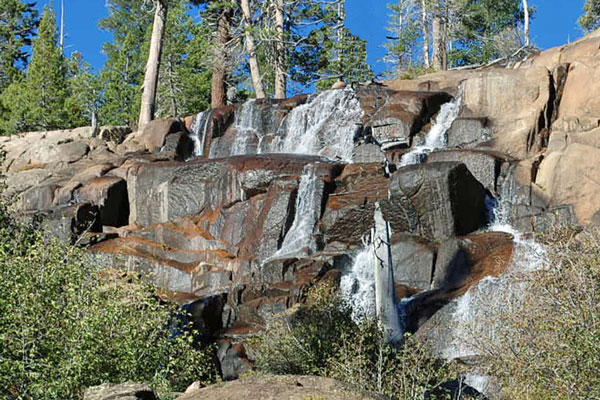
<box><xmin>3</xmin><ymin>30</ymin><xmax>599</xmax><ymax>390</ymax></box>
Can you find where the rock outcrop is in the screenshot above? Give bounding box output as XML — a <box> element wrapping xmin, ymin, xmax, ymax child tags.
<box><xmin>177</xmin><ymin>375</ymin><xmax>389</xmax><ymax>400</ymax></box>
<box><xmin>3</xmin><ymin>29</ymin><xmax>600</xmax><ymax>390</ymax></box>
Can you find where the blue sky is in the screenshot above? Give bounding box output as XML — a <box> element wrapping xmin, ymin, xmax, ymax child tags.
<box><xmin>36</xmin><ymin>0</ymin><xmax>587</xmax><ymax>75</ymax></box>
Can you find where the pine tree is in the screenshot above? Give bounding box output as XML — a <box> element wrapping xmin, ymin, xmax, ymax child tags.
<box><xmin>66</xmin><ymin>51</ymin><xmax>102</xmax><ymax>130</ymax></box>
<box><xmin>98</xmin><ymin>0</ymin><xmax>153</xmax><ymax>126</ymax></box>
<box><xmin>580</xmin><ymin>0</ymin><xmax>600</xmax><ymax>32</ymax></box>
<box><xmin>0</xmin><ymin>7</ymin><xmax>70</xmax><ymax>134</ymax></box>
<box><xmin>383</xmin><ymin>0</ymin><xmax>422</xmax><ymax>76</ymax></box>
<box><xmin>0</xmin><ymin>0</ymin><xmax>38</xmax><ymax>91</ymax></box>
<box><xmin>156</xmin><ymin>0</ymin><xmax>212</xmax><ymax>117</ymax></box>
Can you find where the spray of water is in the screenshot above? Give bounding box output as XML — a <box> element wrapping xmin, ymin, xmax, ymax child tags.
<box><xmin>270</xmin><ymin>164</ymin><xmax>320</xmax><ymax>260</ymax></box>
<box><xmin>400</xmin><ymin>84</ymin><xmax>465</xmax><ymax>166</ymax></box>
<box><xmin>340</xmin><ymin>245</ymin><xmax>376</xmax><ymax>322</ymax></box>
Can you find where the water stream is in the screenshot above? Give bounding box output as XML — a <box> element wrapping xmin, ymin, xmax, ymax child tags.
<box><xmin>269</xmin><ymin>164</ymin><xmax>320</xmax><ymax>260</ymax></box>
<box><xmin>189</xmin><ymin>110</ymin><xmax>213</xmax><ymax>158</ymax></box>
<box><xmin>400</xmin><ymin>83</ymin><xmax>465</xmax><ymax>166</ymax></box>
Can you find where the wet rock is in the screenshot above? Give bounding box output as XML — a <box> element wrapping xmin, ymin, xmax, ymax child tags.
<box><xmin>384</xmin><ymin>162</ymin><xmax>487</xmax><ymax>240</ymax></box>
<box><xmin>83</xmin><ymin>383</ymin><xmax>157</xmax><ymax>400</ymax></box>
<box><xmin>357</xmin><ymin>87</ymin><xmax>452</xmax><ymax>150</ymax></box>
<box><xmin>322</xmin><ymin>163</ymin><xmax>388</xmax><ymax>247</ymax></box>
<box><xmin>217</xmin><ymin>341</ymin><xmax>252</xmax><ymax>381</ymax></box>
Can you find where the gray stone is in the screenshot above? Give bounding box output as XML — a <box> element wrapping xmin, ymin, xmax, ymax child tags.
<box><xmin>427</xmin><ymin>149</ymin><xmax>507</xmax><ymax>195</ymax></box>
<box><xmin>447</xmin><ymin>117</ymin><xmax>493</xmax><ymax>148</ymax></box>
<box><xmin>352</xmin><ymin>143</ymin><xmax>386</xmax><ymax>163</ymax></box>
<box><xmin>390</xmin><ymin>235</ymin><xmax>435</xmax><ymax>291</ymax></box>
<box><xmin>83</xmin><ymin>383</ymin><xmax>157</xmax><ymax>400</ymax></box>
<box><xmin>385</xmin><ymin>162</ymin><xmax>487</xmax><ymax>240</ymax></box>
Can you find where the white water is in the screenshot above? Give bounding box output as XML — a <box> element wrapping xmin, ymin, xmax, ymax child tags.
<box><xmin>270</xmin><ymin>164</ymin><xmax>320</xmax><ymax>259</ymax></box>
<box><xmin>341</xmin><ymin>244</ymin><xmax>376</xmax><ymax>322</ymax></box>
<box><xmin>231</xmin><ymin>99</ymin><xmax>258</xmax><ymax>156</ymax></box>
<box><xmin>400</xmin><ymin>84</ymin><xmax>464</xmax><ymax>166</ymax></box>
<box><xmin>189</xmin><ymin>110</ymin><xmax>213</xmax><ymax>158</ymax></box>
<box><xmin>270</xmin><ymin>89</ymin><xmax>363</xmax><ymax>162</ymax></box>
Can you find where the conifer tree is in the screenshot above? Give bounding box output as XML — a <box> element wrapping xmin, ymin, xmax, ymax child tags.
<box><xmin>98</xmin><ymin>0</ymin><xmax>153</xmax><ymax>126</ymax></box>
<box><xmin>156</xmin><ymin>0</ymin><xmax>212</xmax><ymax>117</ymax></box>
<box><xmin>383</xmin><ymin>0</ymin><xmax>421</xmax><ymax>76</ymax></box>
<box><xmin>0</xmin><ymin>0</ymin><xmax>38</xmax><ymax>92</ymax></box>
<box><xmin>0</xmin><ymin>7</ymin><xmax>70</xmax><ymax>133</ymax></box>
<box><xmin>580</xmin><ymin>0</ymin><xmax>600</xmax><ymax>32</ymax></box>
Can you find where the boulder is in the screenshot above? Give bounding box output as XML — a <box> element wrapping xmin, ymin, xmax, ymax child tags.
<box><xmin>427</xmin><ymin>149</ymin><xmax>509</xmax><ymax>195</ymax></box>
<box><xmin>384</xmin><ymin>162</ymin><xmax>487</xmax><ymax>240</ymax></box>
<box><xmin>390</xmin><ymin>234</ymin><xmax>436</xmax><ymax>291</ymax></box>
<box><xmin>447</xmin><ymin>117</ymin><xmax>493</xmax><ymax>148</ymax></box>
<box><xmin>83</xmin><ymin>383</ymin><xmax>157</xmax><ymax>400</ymax></box>
<box><xmin>176</xmin><ymin>375</ymin><xmax>389</xmax><ymax>400</ymax></box>
<box><xmin>140</xmin><ymin>117</ymin><xmax>184</xmax><ymax>153</ymax></box>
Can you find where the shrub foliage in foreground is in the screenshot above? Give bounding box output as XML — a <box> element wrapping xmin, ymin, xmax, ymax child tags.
<box><xmin>477</xmin><ymin>227</ymin><xmax>600</xmax><ymax>400</ymax></box>
<box><xmin>0</xmin><ymin>210</ymin><xmax>217</xmax><ymax>399</ymax></box>
<box><xmin>253</xmin><ymin>281</ymin><xmax>456</xmax><ymax>399</ymax></box>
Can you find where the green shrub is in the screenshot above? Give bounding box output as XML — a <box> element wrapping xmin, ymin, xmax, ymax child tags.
<box><xmin>253</xmin><ymin>281</ymin><xmax>455</xmax><ymax>399</ymax></box>
<box><xmin>0</xmin><ymin>207</ymin><xmax>217</xmax><ymax>399</ymax></box>
<box><xmin>477</xmin><ymin>227</ymin><xmax>600</xmax><ymax>400</ymax></box>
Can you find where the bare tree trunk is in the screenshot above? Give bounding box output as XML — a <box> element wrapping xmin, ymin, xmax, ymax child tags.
<box><xmin>241</xmin><ymin>0</ymin><xmax>266</xmax><ymax>99</ymax></box>
<box><xmin>60</xmin><ymin>0</ymin><xmax>65</xmax><ymax>53</ymax></box>
<box><xmin>212</xmin><ymin>8</ymin><xmax>232</xmax><ymax>109</ymax></box>
<box><xmin>139</xmin><ymin>0</ymin><xmax>168</xmax><ymax>127</ymax></box>
<box><xmin>373</xmin><ymin>202</ymin><xmax>403</xmax><ymax>345</ymax></box>
<box><xmin>523</xmin><ymin>0</ymin><xmax>530</xmax><ymax>46</ymax></box>
<box><xmin>432</xmin><ymin>11</ymin><xmax>447</xmax><ymax>71</ymax></box>
<box><xmin>273</xmin><ymin>0</ymin><xmax>287</xmax><ymax>99</ymax></box>
<box><xmin>420</xmin><ymin>0</ymin><xmax>430</xmax><ymax>69</ymax></box>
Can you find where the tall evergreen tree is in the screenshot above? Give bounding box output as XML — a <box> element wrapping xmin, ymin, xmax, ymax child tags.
<box><xmin>383</xmin><ymin>0</ymin><xmax>422</xmax><ymax>76</ymax></box>
<box><xmin>156</xmin><ymin>0</ymin><xmax>212</xmax><ymax>117</ymax></box>
<box><xmin>0</xmin><ymin>7</ymin><xmax>72</xmax><ymax>133</ymax></box>
<box><xmin>98</xmin><ymin>0</ymin><xmax>153</xmax><ymax>126</ymax></box>
<box><xmin>0</xmin><ymin>0</ymin><xmax>38</xmax><ymax>91</ymax></box>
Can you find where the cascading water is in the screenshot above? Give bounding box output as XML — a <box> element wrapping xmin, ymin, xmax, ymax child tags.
<box><xmin>270</xmin><ymin>164</ymin><xmax>320</xmax><ymax>260</ymax></box>
<box><xmin>340</xmin><ymin>244</ymin><xmax>376</xmax><ymax>322</ymax></box>
<box><xmin>400</xmin><ymin>83</ymin><xmax>464</xmax><ymax>166</ymax></box>
<box><xmin>190</xmin><ymin>110</ymin><xmax>212</xmax><ymax>157</ymax></box>
<box><xmin>270</xmin><ymin>88</ymin><xmax>363</xmax><ymax>162</ymax></box>
<box><xmin>189</xmin><ymin>110</ymin><xmax>213</xmax><ymax>158</ymax></box>
<box><xmin>230</xmin><ymin>99</ymin><xmax>259</xmax><ymax>156</ymax></box>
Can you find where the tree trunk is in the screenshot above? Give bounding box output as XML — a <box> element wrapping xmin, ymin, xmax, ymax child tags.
<box><xmin>373</xmin><ymin>202</ymin><xmax>403</xmax><ymax>345</ymax></box>
<box><xmin>241</xmin><ymin>0</ymin><xmax>266</xmax><ymax>99</ymax></box>
<box><xmin>523</xmin><ymin>0</ymin><xmax>530</xmax><ymax>46</ymax></box>
<box><xmin>60</xmin><ymin>0</ymin><xmax>65</xmax><ymax>53</ymax></box>
<box><xmin>273</xmin><ymin>0</ymin><xmax>287</xmax><ymax>99</ymax></box>
<box><xmin>212</xmin><ymin>8</ymin><xmax>232</xmax><ymax>109</ymax></box>
<box><xmin>420</xmin><ymin>0</ymin><xmax>430</xmax><ymax>69</ymax></box>
<box><xmin>432</xmin><ymin>11</ymin><xmax>447</xmax><ymax>71</ymax></box>
<box><xmin>139</xmin><ymin>0</ymin><xmax>168</xmax><ymax>127</ymax></box>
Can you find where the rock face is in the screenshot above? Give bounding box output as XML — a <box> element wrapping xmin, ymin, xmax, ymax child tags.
<box><xmin>177</xmin><ymin>375</ymin><xmax>389</xmax><ymax>400</ymax></box>
<box><xmin>4</xmin><ymin>30</ymin><xmax>600</xmax><ymax>388</ymax></box>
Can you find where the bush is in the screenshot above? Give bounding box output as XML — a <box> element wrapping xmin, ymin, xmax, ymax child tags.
<box><xmin>0</xmin><ymin>208</ymin><xmax>218</xmax><ymax>399</ymax></box>
<box><xmin>477</xmin><ymin>227</ymin><xmax>600</xmax><ymax>400</ymax></box>
<box><xmin>253</xmin><ymin>281</ymin><xmax>456</xmax><ymax>399</ymax></box>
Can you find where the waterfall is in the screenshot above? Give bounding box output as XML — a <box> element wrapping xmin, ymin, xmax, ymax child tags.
<box><xmin>341</xmin><ymin>245</ymin><xmax>376</xmax><ymax>322</ymax></box>
<box><xmin>231</xmin><ymin>99</ymin><xmax>258</xmax><ymax>156</ymax></box>
<box><xmin>400</xmin><ymin>84</ymin><xmax>464</xmax><ymax>166</ymax></box>
<box><xmin>189</xmin><ymin>110</ymin><xmax>213</xmax><ymax>158</ymax></box>
<box><xmin>270</xmin><ymin>89</ymin><xmax>363</xmax><ymax>162</ymax></box>
<box><xmin>271</xmin><ymin>164</ymin><xmax>320</xmax><ymax>259</ymax></box>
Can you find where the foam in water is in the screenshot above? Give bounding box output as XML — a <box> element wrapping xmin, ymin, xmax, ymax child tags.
<box><xmin>340</xmin><ymin>244</ymin><xmax>376</xmax><ymax>322</ymax></box>
<box><xmin>231</xmin><ymin>99</ymin><xmax>258</xmax><ymax>156</ymax></box>
<box><xmin>400</xmin><ymin>84</ymin><xmax>464</xmax><ymax>166</ymax></box>
<box><xmin>189</xmin><ymin>110</ymin><xmax>213</xmax><ymax>158</ymax></box>
<box><xmin>270</xmin><ymin>164</ymin><xmax>320</xmax><ymax>259</ymax></box>
<box><xmin>271</xmin><ymin>89</ymin><xmax>363</xmax><ymax>162</ymax></box>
